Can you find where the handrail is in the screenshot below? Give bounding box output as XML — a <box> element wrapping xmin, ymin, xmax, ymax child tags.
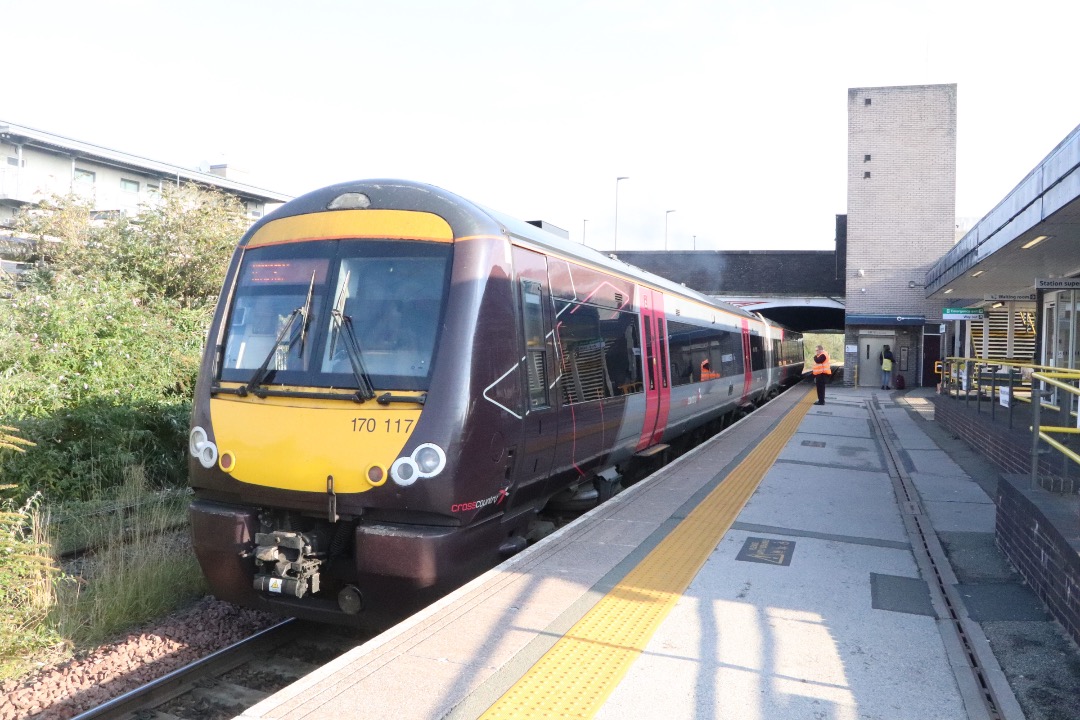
<box><xmin>939</xmin><ymin>357</ymin><xmax>1080</xmax><ymax>489</ymax></box>
<box><xmin>1030</xmin><ymin>369</ymin><xmax>1080</xmax><ymax>490</ymax></box>
<box><xmin>939</xmin><ymin>356</ymin><xmax>1035</xmax><ymax>427</ymax></box>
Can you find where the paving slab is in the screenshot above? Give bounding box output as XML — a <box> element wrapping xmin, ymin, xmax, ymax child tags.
<box><xmin>903</xmin><ymin>448</ymin><xmax>970</xmax><ymax>477</ymax></box>
<box><xmin>740</xmin><ymin>462</ymin><xmax>908</xmax><ymax>544</ymax></box>
<box><xmin>778</xmin><ymin>432</ymin><xmax>886</xmax><ymax>472</ymax></box>
<box><xmin>909</xmin><ymin>471</ymin><xmax>997</xmax><ymax>504</ymax></box>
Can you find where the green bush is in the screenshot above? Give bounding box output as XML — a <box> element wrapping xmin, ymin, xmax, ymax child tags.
<box><xmin>1</xmin><ymin>400</ymin><xmax>192</xmax><ymax>502</ymax></box>
<box><xmin>0</xmin><ymin>186</ymin><xmax>246</xmax><ymax>504</ymax></box>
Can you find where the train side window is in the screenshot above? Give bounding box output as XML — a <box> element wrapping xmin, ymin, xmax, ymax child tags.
<box><xmin>521</xmin><ymin>280</ymin><xmax>549</xmax><ymax>409</ymax></box>
<box><xmin>557</xmin><ymin>301</ymin><xmax>644</xmax><ymax>403</ymax></box>
<box><xmin>666</xmin><ymin>320</ymin><xmax>700</xmax><ymax>386</ymax></box>
<box><xmin>749</xmin><ymin>334</ymin><xmax>765</xmax><ymax>371</ymax></box>
<box><xmin>711</xmin><ymin>328</ymin><xmax>738</xmax><ymax>378</ymax></box>
<box><xmin>557</xmin><ymin>301</ymin><xmax>608</xmax><ymax>404</ymax></box>
<box><xmin>601</xmin><ymin>310</ymin><xmax>641</xmax><ymax>395</ymax></box>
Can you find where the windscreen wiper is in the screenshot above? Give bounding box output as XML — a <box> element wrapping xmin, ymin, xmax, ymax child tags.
<box><xmin>243</xmin><ymin>271</ymin><xmax>316</xmax><ymax>395</ymax></box>
<box><xmin>329</xmin><ymin>309</ymin><xmax>376</xmax><ymax>400</ymax></box>
<box><xmin>327</xmin><ymin>270</ymin><xmax>351</xmax><ymax>361</ymax></box>
<box><xmin>297</xmin><ymin>269</ymin><xmax>316</xmax><ymax>357</ymax></box>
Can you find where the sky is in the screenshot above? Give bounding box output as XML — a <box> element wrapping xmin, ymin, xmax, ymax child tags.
<box><xmin>7</xmin><ymin>0</ymin><xmax>1080</xmax><ymax>252</ymax></box>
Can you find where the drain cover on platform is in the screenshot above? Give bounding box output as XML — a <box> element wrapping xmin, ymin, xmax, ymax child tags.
<box><xmin>736</xmin><ymin>537</ymin><xmax>795</xmax><ymax>566</ymax></box>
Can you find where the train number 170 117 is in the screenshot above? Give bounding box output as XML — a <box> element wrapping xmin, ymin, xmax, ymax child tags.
<box><xmin>351</xmin><ymin>418</ymin><xmax>415</xmax><ymax>434</ymax></box>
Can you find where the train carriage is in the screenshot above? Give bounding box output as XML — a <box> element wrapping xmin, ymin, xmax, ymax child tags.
<box><xmin>188</xmin><ymin>179</ymin><xmax>802</xmax><ymax>626</ymax></box>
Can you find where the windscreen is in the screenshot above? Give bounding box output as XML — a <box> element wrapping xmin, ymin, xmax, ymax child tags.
<box><xmin>219</xmin><ymin>239</ymin><xmax>452</xmax><ymax>391</ymax></box>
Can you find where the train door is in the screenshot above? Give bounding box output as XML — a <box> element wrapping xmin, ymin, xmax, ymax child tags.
<box><xmin>740</xmin><ymin>318</ymin><xmax>753</xmax><ymax>404</ymax></box>
<box><xmin>636</xmin><ymin>287</ymin><xmax>670</xmax><ymax>450</ymax></box>
<box><xmin>508</xmin><ymin>246</ymin><xmax>559</xmax><ymax>510</ymax></box>
<box><xmin>760</xmin><ymin>317</ymin><xmax>778</xmax><ymax>391</ymax></box>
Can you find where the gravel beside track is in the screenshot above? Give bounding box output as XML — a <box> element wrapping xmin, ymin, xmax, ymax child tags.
<box><xmin>0</xmin><ymin>597</ymin><xmax>277</xmax><ymax>720</ymax></box>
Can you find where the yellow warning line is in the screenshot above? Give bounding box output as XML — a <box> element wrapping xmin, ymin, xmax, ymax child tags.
<box><xmin>480</xmin><ymin>387</ymin><xmax>816</xmax><ymax>719</ymax></box>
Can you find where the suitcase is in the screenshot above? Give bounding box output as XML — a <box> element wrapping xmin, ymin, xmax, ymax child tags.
<box><xmin>895</xmin><ymin>374</ymin><xmax>906</xmax><ymax>390</ymax></box>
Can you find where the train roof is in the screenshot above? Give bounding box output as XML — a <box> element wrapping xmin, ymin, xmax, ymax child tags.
<box><xmin>250</xmin><ymin>179</ymin><xmax>766</xmax><ymax>325</ymax></box>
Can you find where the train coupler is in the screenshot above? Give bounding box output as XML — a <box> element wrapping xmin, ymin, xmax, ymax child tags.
<box><xmin>252</xmin><ymin>530</ymin><xmax>322</xmax><ymax>598</ymax></box>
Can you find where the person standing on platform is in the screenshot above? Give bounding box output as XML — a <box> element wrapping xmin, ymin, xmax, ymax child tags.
<box><xmin>811</xmin><ymin>345</ymin><xmax>831</xmax><ymax>405</ymax></box>
<box><xmin>879</xmin><ymin>345</ymin><xmax>894</xmax><ymax>389</ymax></box>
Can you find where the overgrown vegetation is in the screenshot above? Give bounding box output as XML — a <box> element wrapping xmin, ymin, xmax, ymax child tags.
<box><xmin>0</xmin><ymin>486</ymin><xmax>60</xmax><ymax>679</ymax></box>
<box><xmin>0</xmin><ymin>186</ymin><xmax>247</xmax><ymax>677</ymax></box>
<box><xmin>49</xmin><ymin>469</ymin><xmax>206</xmax><ymax>648</ymax></box>
<box><xmin>0</xmin><ymin>187</ymin><xmax>248</xmax><ymax>501</ymax></box>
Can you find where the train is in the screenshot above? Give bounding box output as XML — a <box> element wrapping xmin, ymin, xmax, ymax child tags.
<box><xmin>187</xmin><ymin>179</ymin><xmax>804</xmax><ymax>627</ymax></box>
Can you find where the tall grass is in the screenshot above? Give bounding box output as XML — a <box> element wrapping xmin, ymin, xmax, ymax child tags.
<box><xmin>0</xmin><ymin>468</ymin><xmax>209</xmax><ymax>680</ymax></box>
<box><xmin>50</xmin><ymin>466</ymin><xmax>207</xmax><ymax>647</ymax></box>
<box><xmin>0</xmin><ymin>487</ymin><xmax>61</xmax><ymax>679</ymax></box>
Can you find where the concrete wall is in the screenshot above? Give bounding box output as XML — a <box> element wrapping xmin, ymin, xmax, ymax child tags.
<box><xmin>844</xmin><ymin>84</ymin><xmax>957</xmax><ymax>386</ymax></box>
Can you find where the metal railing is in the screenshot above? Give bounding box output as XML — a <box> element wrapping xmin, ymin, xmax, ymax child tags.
<box><xmin>941</xmin><ymin>357</ymin><xmax>1080</xmax><ymax>489</ymax></box>
<box><xmin>1030</xmin><ymin>368</ymin><xmax>1080</xmax><ymax>490</ymax></box>
<box><xmin>940</xmin><ymin>357</ymin><xmax>1080</xmax><ymax>489</ymax></box>
<box><xmin>939</xmin><ymin>356</ymin><xmax>1040</xmax><ymax>429</ymax></box>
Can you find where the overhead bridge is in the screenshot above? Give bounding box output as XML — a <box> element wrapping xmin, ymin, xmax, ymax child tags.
<box><xmin>604</xmin><ymin>244</ymin><xmax>847</xmax><ymax>333</ymax></box>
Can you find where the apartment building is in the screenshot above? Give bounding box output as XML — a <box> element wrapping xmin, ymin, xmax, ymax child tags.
<box><xmin>0</xmin><ymin>121</ymin><xmax>292</xmax><ymax>274</ymax></box>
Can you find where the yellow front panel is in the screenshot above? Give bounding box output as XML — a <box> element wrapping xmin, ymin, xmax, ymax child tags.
<box><xmin>247</xmin><ymin>209</ymin><xmax>453</xmax><ymax>248</ymax></box>
<box><xmin>209</xmin><ymin>394</ymin><xmax>422</xmax><ymax>493</ymax></box>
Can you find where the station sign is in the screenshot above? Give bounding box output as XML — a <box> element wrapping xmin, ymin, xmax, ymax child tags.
<box><xmin>943</xmin><ymin>307</ymin><xmax>985</xmax><ymax>320</ymax></box>
<box><xmin>1036</xmin><ymin>278</ymin><xmax>1080</xmax><ymax>290</ymax></box>
<box><xmin>984</xmin><ymin>294</ymin><xmax>1036</xmax><ymax>302</ymax></box>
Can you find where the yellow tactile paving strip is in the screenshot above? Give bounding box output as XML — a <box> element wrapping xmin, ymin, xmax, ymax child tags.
<box><xmin>479</xmin><ymin>387</ymin><xmax>815</xmax><ymax>719</ymax></box>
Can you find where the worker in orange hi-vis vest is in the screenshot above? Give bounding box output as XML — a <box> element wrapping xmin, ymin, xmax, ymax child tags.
<box><xmin>700</xmin><ymin>358</ymin><xmax>721</xmax><ymax>381</ymax></box>
<box><xmin>811</xmin><ymin>345</ymin><xmax>831</xmax><ymax>405</ymax></box>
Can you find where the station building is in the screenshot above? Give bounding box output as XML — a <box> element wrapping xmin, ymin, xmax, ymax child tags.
<box><xmin>843</xmin><ymin>84</ymin><xmax>957</xmax><ymax>390</ymax></box>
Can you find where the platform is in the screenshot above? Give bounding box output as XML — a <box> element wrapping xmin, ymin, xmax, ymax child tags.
<box><xmin>237</xmin><ymin>384</ymin><xmax>1076</xmax><ymax>720</ymax></box>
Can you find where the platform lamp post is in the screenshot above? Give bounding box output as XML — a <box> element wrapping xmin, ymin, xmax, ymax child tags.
<box><xmin>614</xmin><ymin>176</ymin><xmax>628</xmax><ymax>251</ymax></box>
<box><xmin>582</xmin><ymin>218</ymin><xmax>588</xmax><ymax>246</ymax></box>
<box><xmin>665</xmin><ymin>210</ymin><xmax>675</xmax><ymax>250</ymax></box>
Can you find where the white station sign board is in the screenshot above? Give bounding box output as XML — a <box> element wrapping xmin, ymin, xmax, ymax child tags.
<box><xmin>1036</xmin><ymin>278</ymin><xmax>1080</xmax><ymax>290</ymax></box>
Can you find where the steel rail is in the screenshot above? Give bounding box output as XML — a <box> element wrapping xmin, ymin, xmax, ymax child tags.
<box><xmin>69</xmin><ymin>618</ymin><xmax>300</xmax><ymax>720</ymax></box>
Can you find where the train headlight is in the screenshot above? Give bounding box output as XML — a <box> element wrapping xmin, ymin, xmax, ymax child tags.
<box><xmin>390</xmin><ymin>444</ymin><xmax>446</xmax><ymax>486</ymax></box>
<box><xmin>390</xmin><ymin>457</ymin><xmax>419</xmax><ymax>486</ymax></box>
<box><xmin>413</xmin><ymin>443</ymin><xmax>446</xmax><ymax>478</ymax></box>
<box><xmin>189</xmin><ymin>427</ymin><xmax>219</xmax><ymax>469</ymax></box>
<box><xmin>327</xmin><ymin>192</ymin><xmax>371</xmax><ymax>210</ymax></box>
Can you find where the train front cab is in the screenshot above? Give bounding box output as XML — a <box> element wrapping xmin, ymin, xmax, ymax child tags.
<box><xmin>187</xmin><ymin>194</ymin><xmax>535</xmax><ymax>626</ymax></box>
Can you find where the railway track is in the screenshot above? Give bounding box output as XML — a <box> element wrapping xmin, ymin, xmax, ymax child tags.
<box><xmin>70</xmin><ymin>619</ymin><xmax>369</xmax><ymax>720</ymax></box>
